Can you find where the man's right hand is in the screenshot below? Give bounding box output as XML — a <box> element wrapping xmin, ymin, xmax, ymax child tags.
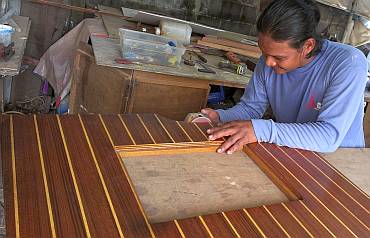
<box><xmin>201</xmin><ymin>108</ymin><xmax>220</xmax><ymax>124</ymax></box>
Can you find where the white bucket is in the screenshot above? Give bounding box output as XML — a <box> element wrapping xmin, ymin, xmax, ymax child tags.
<box><xmin>160</xmin><ymin>20</ymin><xmax>192</xmax><ymax>45</ymax></box>
<box><xmin>0</xmin><ymin>24</ymin><xmax>13</xmax><ymax>47</ymax></box>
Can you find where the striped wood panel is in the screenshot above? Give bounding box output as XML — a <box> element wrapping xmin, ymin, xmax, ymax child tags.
<box><xmin>1</xmin><ymin>114</ymin><xmax>369</xmax><ymax>237</ymax></box>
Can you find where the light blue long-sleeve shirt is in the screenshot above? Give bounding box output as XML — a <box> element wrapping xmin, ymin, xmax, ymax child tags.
<box><xmin>217</xmin><ymin>40</ymin><xmax>368</xmax><ymax>152</ymax></box>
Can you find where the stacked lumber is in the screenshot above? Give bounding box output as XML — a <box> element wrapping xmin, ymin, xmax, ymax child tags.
<box><xmin>197</xmin><ymin>36</ymin><xmax>262</xmax><ymax>59</ymax></box>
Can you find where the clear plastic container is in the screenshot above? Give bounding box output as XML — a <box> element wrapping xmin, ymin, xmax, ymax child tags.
<box><xmin>119</xmin><ymin>28</ymin><xmax>186</xmax><ymax>67</ymax></box>
<box><xmin>0</xmin><ymin>24</ymin><xmax>13</xmax><ymax>47</ymax></box>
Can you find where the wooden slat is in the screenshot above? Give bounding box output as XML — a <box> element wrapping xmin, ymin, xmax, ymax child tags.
<box><xmin>1</xmin><ymin>115</ymin><xmax>16</xmax><ymax>238</ymax></box>
<box><xmin>120</xmin><ymin>114</ymin><xmax>155</xmax><ymax>144</ymax></box>
<box><xmin>246</xmin><ymin>206</ymin><xmax>290</xmax><ymax>237</ymax></box>
<box><xmin>262</xmin><ymin>143</ymin><xmax>369</xmax><ymax>235</ymax></box>
<box><xmin>201</xmin><ymin>213</ymin><xmax>237</xmax><ymax>237</ymax></box>
<box><xmin>266</xmin><ymin>203</ymin><xmax>313</xmax><ymax>238</ymax></box>
<box><xmin>177</xmin><ymin>217</ymin><xmax>212</xmax><ymax>238</ymax></box>
<box><xmin>300</xmin><ymin>149</ymin><xmax>370</xmax><ymax>209</ymax></box>
<box><xmin>58</xmin><ymin>115</ymin><xmax>120</xmax><ymax>237</ymax></box>
<box><xmin>36</xmin><ymin>115</ymin><xmax>86</xmax><ymax>237</ymax></box>
<box><xmin>223</xmin><ymin>210</ymin><xmax>262</xmax><ymax>237</ymax></box>
<box><xmin>80</xmin><ymin>115</ymin><xmax>154</xmax><ymax>237</ymax></box>
<box><xmin>152</xmin><ymin>221</ymin><xmax>184</xmax><ymax>238</ymax></box>
<box><xmin>281</xmin><ymin>147</ymin><xmax>370</xmax><ymax>227</ymax></box>
<box><xmin>248</xmin><ymin>143</ymin><xmax>361</xmax><ymax>237</ymax></box>
<box><xmin>154</xmin><ymin>115</ymin><xmax>192</xmax><ymax>143</ymax></box>
<box><xmin>177</xmin><ymin>121</ymin><xmax>208</xmax><ymax>142</ymax></box>
<box><xmin>12</xmin><ymin>115</ymin><xmax>53</xmax><ymax>237</ymax></box>
<box><xmin>100</xmin><ymin>115</ymin><xmax>134</xmax><ymax>146</ymax></box>
<box><xmin>137</xmin><ymin>114</ymin><xmax>174</xmax><ymax>143</ymax></box>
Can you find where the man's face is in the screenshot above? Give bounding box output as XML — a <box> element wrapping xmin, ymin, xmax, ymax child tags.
<box><xmin>258</xmin><ymin>33</ymin><xmax>312</xmax><ymax>74</ymax></box>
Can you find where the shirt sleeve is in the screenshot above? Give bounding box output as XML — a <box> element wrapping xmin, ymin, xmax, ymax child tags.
<box><xmin>251</xmin><ymin>52</ymin><xmax>368</xmax><ymax>152</ymax></box>
<box><xmin>217</xmin><ymin>57</ymin><xmax>269</xmax><ymax>122</ymax></box>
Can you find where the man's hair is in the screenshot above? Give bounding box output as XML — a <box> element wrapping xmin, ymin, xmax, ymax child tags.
<box><xmin>257</xmin><ymin>0</ymin><xmax>322</xmax><ymax>57</ymax></box>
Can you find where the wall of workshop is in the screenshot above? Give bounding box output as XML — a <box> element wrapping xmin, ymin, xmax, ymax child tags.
<box><xmin>22</xmin><ymin>0</ymin><xmax>348</xmax><ymax>59</ymax></box>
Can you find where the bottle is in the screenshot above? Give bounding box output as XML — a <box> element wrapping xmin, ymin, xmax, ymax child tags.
<box><xmin>160</xmin><ymin>20</ymin><xmax>192</xmax><ymax>45</ymax></box>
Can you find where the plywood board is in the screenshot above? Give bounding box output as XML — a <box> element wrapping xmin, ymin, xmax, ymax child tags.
<box><xmin>321</xmin><ymin>148</ymin><xmax>370</xmax><ymax>195</ymax></box>
<box><xmin>123</xmin><ymin>151</ymin><xmax>288</xmax><ymax>223</ymax></box>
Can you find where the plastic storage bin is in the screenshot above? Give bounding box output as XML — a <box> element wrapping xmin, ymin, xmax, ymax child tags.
<box><xmin>119</xmin><ymin>28</ymin><xmax>185</xmax><ymax>67</ymax></box>
<box><xmin>0</xmin><ymin>24</ymin><xmax>13</xmax><ymax>47</ymax></box>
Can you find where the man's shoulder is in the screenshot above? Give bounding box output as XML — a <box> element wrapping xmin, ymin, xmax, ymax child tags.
<box><xmin>325</xmin><ymin>40</ymin><xmax>366</xmax><ymax>66</ymax></box>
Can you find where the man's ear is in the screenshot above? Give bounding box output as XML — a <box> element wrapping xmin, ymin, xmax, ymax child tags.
<box><xmin>303</xmin><ymin>38</ymin><xmax>316</xmax><ymax>58</ymax></box>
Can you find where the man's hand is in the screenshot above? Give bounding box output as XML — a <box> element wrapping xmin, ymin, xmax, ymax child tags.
<box><xmin>207</xmin><ymin>120</ymin><xmax>257</xmax><ymax>154</ymax></box>
<box><xmin>201</xmin><ymin>108</ymin><xmax>220</xmax><ymax>124</ymax></box>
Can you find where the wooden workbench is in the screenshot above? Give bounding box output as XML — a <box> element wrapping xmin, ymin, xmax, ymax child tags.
<box><xmin>1</xmin><ymin>114</ymin><xmax>369</xmax><ymax>237</ymax></box>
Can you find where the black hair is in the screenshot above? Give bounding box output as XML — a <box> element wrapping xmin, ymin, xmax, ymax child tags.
<box><xmin>257</xmin><ymin>0</ymin><xmax>322</xmax><ymax>58</ymax></box>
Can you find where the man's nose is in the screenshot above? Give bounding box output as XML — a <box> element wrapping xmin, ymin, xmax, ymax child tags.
<box><xmin>265</xmin><ymin>56</ymin><xmax>277</xmax><ymax>67</ymax></box>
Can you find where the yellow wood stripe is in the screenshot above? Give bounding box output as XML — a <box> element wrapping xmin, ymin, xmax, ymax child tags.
<box><xmin>263</xmin><ymin>205</ymin><xmax>291</xmax><ymax>238</ymax></box>
<box><xmin>221</xmin><ymin>212</ymin><xmax>241</xmax><ymax>238</ymax></box>
<box><xmin>259</xmin><ymin>144</ymin><xmax>358</xmax><ymax>237</ymax></box>
<box><xmin>78</xmin><ymin>115</ymin><xmax>124</xmax><ymax>238</ymax></box>
<box><xmin>242</xmin><ymin>209</ymin><xmax>267</xmax><ymax>238</ymax></box>
<box><xmin>10</xmin><ymin>116</ymin><xmax>19</xmax><ymax>238</ymax></box>
<box><xmin>281</xmin><ymin>203</ymin><xmax>314</xmax><ymax>238</ymax></box>
<box><xmin>99</xmin><ymin>115</ymin><xmax>156</xmax><ymax>238</ymax></box>
<box><xmin>174</xmin><ymin>220</ymin><xmax>186</xmax><ymax>238</ymax></box>
<box><xmin>154</xmin><ymin>114</ymin><xmax>175</xmax><ymax>143</ymax></box>
<box><xmin>298</xmin><ymin>201</ymin><xmax>336</xmax><ymax>237</ymax></box>
<box><xmin>176</xmin><ymin>121</ymin><xmax>193</xmax><ymax>142</ymax></box>
<box><xmin>198</xmin><ymin>216</ymin><xmax>215</xmax><ymax>238</ymax></box>
<box><xmin>137</xmin><ymin>114</ymin><xmax>156</xmax><ymax>143</ymax></box>
<box><xmin>33</xmin><ymin>116</ymin><xmax>57</xmax><ymax>238</ymax></box>
<box><xmin>118</xmin><ymin>114</ymin><xmax>137</xmax><ymax>145</ymax></box>
<box><xmin>56</xmin><ymin>115</ymin><xmax>91</xmax><ymax>238</ymax></box>
<box><xmin>278</xmin><ymin>147</ymin><xmax>369</xmax><ymax>230</ymax></box>
<box><xmin>193</xmin><ymin>123</ymin><xmax>208</xmax><ymax>140</ymax></box>
<box><xmin>313</xmin><ymin>151</ymin><xmax>370</xmax><ymax>199</ymax></box>
<box><xmin>296</xmin><ymin>149</ymin><xmax>369</xmax><ymax>215</ymax></box>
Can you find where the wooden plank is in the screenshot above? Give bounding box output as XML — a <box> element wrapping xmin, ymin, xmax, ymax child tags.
<box><xmin>58</xmin><ymin>115</ymin><xmax>121</xmax><ymax>237</ymax></box>
<box><xmin>154</xmin><ymin>115</ymin><xmax>193</xmax><ymax>143</ymax></box>
<box><xmin>100</xmin><ymin>114</ymin><xmax>135</xmax><ymax>146</ymax></box>
<box><xmin>136</xmin><ymin>114</ymin><xmax>174</xmax><ymax>143</ymax></box>
<box><xmin>119</xmin><ymin>114</ymin><xmax>154</xmax><ymax>144</ymax></box>
<box><xmin>202</xmin><ymin>37</ymin><xmax>262</xmax><ymax>53</ymax></box>
<box><xmin>152</xmin><ymin>221</ymin><xmax>183</xmax><ymax>238</ymax></box>
<box><xmin>12</xmin><ymin>115</ymin><xmax>53</xmax><ymax>237</ymax></box>
<box><xmin>1</xmin><ymin>116</ymin><xmax>16</xmax><ymax>238</ymax></box>
<box><xmin>222</xmin><ymin>210</ymin><xmax>262</xmax><ymax>237</ymax></box>
<box><xmin>80</xmin><ymin>114</ymin><xmax>154</xmax><ymax>237</ymax></box>
<box><xmin>197</xmin><ymin>40</ymin><xmax>261</xmax><ymax>59</ymax></box>
<box><xmin>201</xmin><ymin>213</ymin><xmax>238</xmax><ymax>237</ymax></box>
<box><xmin>177</xmin><ymin>121</ymin><xmax>209</xmax><ymax>142</ymax></box>
<box><xmin>36</xmin><ymin>115</ymin><xmax>86</xmax><ymax>237</ymax></box>
<box><xmin>177</xmin><ymin>217</ymin><xmax>211</xmax><ymax>238</ymax></box>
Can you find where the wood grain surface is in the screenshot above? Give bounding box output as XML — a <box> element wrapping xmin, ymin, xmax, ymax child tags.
<box><xmin>1</xmin><ymin>114</ymin><xmax>369</xmax><ymax>237</ymax></box>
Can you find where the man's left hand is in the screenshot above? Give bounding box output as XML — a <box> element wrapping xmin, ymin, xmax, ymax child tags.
<box><xmin>207</xmin><ymin>120</ymin><xmax>257</xmax><ymax>154</ymax></box>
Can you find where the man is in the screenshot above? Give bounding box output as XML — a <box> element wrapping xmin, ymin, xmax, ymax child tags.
<box><xmin>203</xmin><ymin>0</ymin><xmax>368</xmax><ymax>153</ymax></box>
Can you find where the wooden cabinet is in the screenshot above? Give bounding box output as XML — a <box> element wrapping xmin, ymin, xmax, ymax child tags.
<box><xmin>69</xmin><ymin>43</ymin><xmax>210</xmax><ymax>120</ymax></box>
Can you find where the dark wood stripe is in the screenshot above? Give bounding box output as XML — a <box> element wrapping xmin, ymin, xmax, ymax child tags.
<box><xmin>100</xmin><ymin>115</ymin><xmax>134</xmax><ymax>146</ymax></box>
<box><xmin>281</xmin><ymin>147</ymin><xmax>370</xmax><ymax>227</ymax></box>
<box><xmin>152</xmin><ymin>221</ymin><xmax>183</xmax><ymax>238</ymax></box>
<box><xmin>223</xmin><ymin>210</ymin><xmax>262</xmax><ymax>237</ymax></box>
<box><xmin>36</xmin><ymin>115</ymin><xmax>85</xmax><ymax>237</ymax></box>
<box><xmin>285</xmin><ymin>201</ymin><xmax>334</xmax><ymax>237</ymax></box>
<box><xmin>81</xmin><ymin>115</ymin><xmax>154</xmax><ymax>237</ymax></box>
<box><xmin>1</xmin><ymin>115</ymin><xmax>16</xmax><ymax>238</ymax></box>
<box><xmin>248</xmin><ymin>143</ymin><xmax>358</xmax><ymax>237</ymax></box>
<box><xmin>12</xmin><ymin>115</ymin><xmax>52</xmax><ymax>237</ymax></box>
<box><xmin>201</xmin><ymin>213</ymin><xmax>236</xmax><ymax>237</ymax></box>
<box><xmin>155</xmin><ymin>115</ymin><xmax>192</xmax><ymax>143</ymax></box>
<box><xmin>59</xmin><ymin>115</ymin><xmax>120</xmax><ymax>237</ymax></box>
<box><xmin>177</xmin><ymin>121</ymin><xmax>208</xmax><ymax>142</ymax></box>
<box><xmin>246</xmin><ymin>206</ymin><xmax>289</xmax><ymax>237</ymax></box>
<box><xmin>266</xmin><ymin>203</ymin><xmax>312</xmax><ymax>238</ymax></box>
<box><xmin>120</xmin><ymin>114</ymin><xmax>155</xmax><ymax>144</ymax></box>
<box><xmin>299</xmin><ymin>149</ymin><xmax>370</xmax><ymax>210</ymax></box>
<box><xmin>262</xmin><ymin>143</ymin><xmax>369</xmax><ymax>235</ymax></box>
<box><xmin>177</xmin><ymin>217</ymin><xmax>211</xmax><ymax>238</ymax></box>
<box><xmin>138</xmin><ymin>114</ymin><xmax>173</xmax><ymax>143</ymax></box>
